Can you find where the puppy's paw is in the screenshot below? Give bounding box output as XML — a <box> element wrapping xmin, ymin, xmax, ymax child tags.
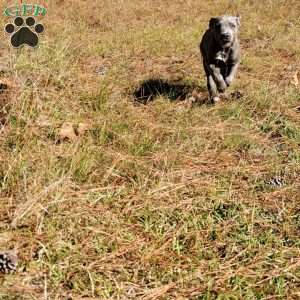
<box><xmin>217</xmin><ymin>85</ymin><xmax>226</xmax><ymax>93</ymax></box>
<box><xmin>225</xmin><ymin>76</ymin><xmax>234</xmax><ymax>87</ymax></box>
<box><xmin>212</xmin><ymin>96</ymin><xmax>221</xmax><ymax>104</ymax></box>
<box><xmin>216</xmin><ymin>79</ymin><xmax>227</xmax><ymax>93</ymax></box>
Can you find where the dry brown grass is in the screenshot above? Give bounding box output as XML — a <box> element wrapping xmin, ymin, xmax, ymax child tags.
<box><xmin>0</xmin><ymin>0</ymin><xmax>300</xmax><ymax>299</ymax></box>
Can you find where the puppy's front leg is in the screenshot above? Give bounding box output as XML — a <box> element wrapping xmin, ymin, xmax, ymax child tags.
<box><xmin>225</xmin><ymin>63</ymin><xmax>239</xmax><ymax>87</ymax></box>
<box><xmin>209</xmin><ymin>64</ymin><xmax>227</xmax><ymax>93</ymax></box>
<box><xmin>207</xmin><ymin>74</ymin><xmax>220</xmax><ymax>102</ymax></box>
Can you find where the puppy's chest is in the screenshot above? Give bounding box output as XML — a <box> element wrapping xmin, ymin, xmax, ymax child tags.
<box><xmin>214</xmin><ymin>50</ymin><xmax>230</xmax><ymax>65</ymax></box>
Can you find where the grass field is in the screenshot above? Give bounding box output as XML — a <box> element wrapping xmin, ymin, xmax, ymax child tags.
<box><xmin>0</xmin><ymin>0</ymin><xmax>300</xmax><ymax>299</ymax></box>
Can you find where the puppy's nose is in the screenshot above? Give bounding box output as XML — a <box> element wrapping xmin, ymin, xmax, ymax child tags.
<box><xmin>221</xmin><ymin>33</ymin><xmax>230</xmax><ymax>40</ymax></box>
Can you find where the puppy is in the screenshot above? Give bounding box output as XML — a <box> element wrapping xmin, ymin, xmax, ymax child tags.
<box><xmin>200</xmin><ymin>15</ymin><xmax>241</xmax><ymax>103</ymax></box>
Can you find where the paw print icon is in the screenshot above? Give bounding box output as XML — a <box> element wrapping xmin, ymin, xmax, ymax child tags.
<box><xmin>5</xmin><ymin>17</ymin><xmax>44</xmax><ymax>48</ymax></box>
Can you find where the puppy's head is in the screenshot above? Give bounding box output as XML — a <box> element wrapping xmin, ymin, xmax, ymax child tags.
<box><xmin>209</xmin><ymin>15</ymin><xmax>240</xmax><ymax>47</ymax></box>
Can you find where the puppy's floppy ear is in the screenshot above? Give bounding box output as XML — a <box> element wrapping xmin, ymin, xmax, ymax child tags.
<box><xmin>209</xmin><ymin>18</ymin><xmax>218</xmax><ymax>29</ymax></box>
<box><xmin>236</xmin><ymin>15</ymin><xmax>241</xmax><ymax>27</ymax></box>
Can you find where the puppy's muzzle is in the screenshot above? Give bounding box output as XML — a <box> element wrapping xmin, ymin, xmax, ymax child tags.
<box><xmin>220</xmin><ymin>33</ymin><xmax>231</xmax><ymax>43</ymax></box>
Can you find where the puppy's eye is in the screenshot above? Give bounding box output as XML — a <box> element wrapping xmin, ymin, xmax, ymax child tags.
<box><xmin>230</xmin><ymin>22</ymin><xmax>236</xmax><ymax>28</ymax></box>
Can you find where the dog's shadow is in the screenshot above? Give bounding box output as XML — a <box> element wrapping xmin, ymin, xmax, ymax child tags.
<box><xmin>133</xmin><ymin>78</ymin><xmax>206</xmax><ymax>104</ymax></box>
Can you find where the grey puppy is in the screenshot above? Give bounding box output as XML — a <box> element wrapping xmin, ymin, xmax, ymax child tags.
<box><xmin>200</xmin><ymin>15</ymin><xmax>241</xmax><ymax>103</ymax></box>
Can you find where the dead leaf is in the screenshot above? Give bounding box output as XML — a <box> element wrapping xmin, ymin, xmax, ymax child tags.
<box><xmin>57</xmin><ymin>122</ymin><xmax>92</xmax><ymax>142</ymax></box>
<box><xmin>0</xmin><ymin>82</ymin><xmax>8</xmax><ymax>92</ymax></box>
<box><xmin>0</xmin><ymin>78</ymin><xmax>15</xmax><ymax>91</ymax></box>
<box><xmin>77</xmin><ymin>122</ymin><xmax>92</xmax><ymax>136</ymax></box>
<box><xmin>291</xmin><ymin>71</ymin><xmax>299</xmax><ymax>87</ymax></box>
<box><xmin>36</xmin><ymin>115</ymin><xmax>52</xmax><ymax>127</ymax></box>
<box><xmin>58</xmin><ymin>122</ymin><xmax>77</xmax><ymax>141</ymax></box>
